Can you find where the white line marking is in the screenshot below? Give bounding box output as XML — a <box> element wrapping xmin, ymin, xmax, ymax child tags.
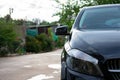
<box><xmin>24</xmin><ymin>65</ymin><xmax>32</xmax><ymax>68</ymax></box>
<box><xmin>53</xmin><ymin>71</ymin><xmax>59</xmax><ymax>73</ymax></box>
<box><xmin>48</xmin><ymin>64</ymin><xmax>61</xmax><ymax>70</ymax></box>
<box><xmin>27</xmin><ymin>74</ymin><xmax>54</xmax><ymax>80</ymax></box>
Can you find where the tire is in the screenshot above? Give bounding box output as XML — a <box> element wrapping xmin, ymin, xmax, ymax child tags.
<box><xmin>61</xmin><ymin>62</ymin><xmax>67</xmax><ymax>80</ymax></box>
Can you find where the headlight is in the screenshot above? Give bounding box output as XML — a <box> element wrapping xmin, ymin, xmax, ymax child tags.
<box><xmin>66</xmin><ymin>49</ymin><xmax>103</xmax><ymax>76</ymax></box>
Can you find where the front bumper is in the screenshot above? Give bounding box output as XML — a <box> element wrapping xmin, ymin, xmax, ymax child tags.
<box><xmin>66</xmin><ymin>68</ymin><xmax>104</xmax><ymax>80</ymax></box>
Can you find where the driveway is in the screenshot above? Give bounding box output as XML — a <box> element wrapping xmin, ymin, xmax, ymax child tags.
<box><xmin>0</xmin><ymin>49</ymin><xmax>62</xmax><ymax>80</ymax></box>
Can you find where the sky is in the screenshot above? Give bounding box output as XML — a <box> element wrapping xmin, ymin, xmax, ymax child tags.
<box><xmin>0</xmin><ymin>0</ymin><xmax>65</xmax><ymax>22</ymax></box>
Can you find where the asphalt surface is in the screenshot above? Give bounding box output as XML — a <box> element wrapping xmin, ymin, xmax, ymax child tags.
<box><xmin>0</xmin><ymin>49</ymin><xmax>62</xmax><ymax>80</ymax></box>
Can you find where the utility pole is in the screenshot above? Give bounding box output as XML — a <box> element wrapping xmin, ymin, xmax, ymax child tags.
<box><xmin>5</xmin><ymin>8</ymin><xmax>13</xmax><ymax>22</ymax></box>
<box><xmin>9</xmin><ymin>8</ymin><xmax>14</xmax><ymax>17</ymax></box>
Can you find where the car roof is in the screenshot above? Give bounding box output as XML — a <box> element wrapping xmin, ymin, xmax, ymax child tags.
<box><xmin>84</xmin><ymin>4</ymin><xmax>120</xmax><ymax>10</ymax></box>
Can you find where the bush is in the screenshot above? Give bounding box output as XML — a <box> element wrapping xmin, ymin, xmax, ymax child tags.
<box><xmin>12</xmin><ymin>40</ymin><xmax>21</xmax><ymax>53</ymax></box>
<box><xmin>0</xmin><ymin>47</ymin><xmax>9</xmax><ymax>57</ymax></box>
<box><xmin>55</xmin><ymin>36</ymin><xmax>65</xmax><ymax>48</ymax></box>
<box><xmin>25</xmin><ymin>33</ymin><xmax>66</xmax><ymax>53</ymax></box>
<box><xmin>11</xmin><ymin>39</ymin><xmax>26</xmax><ymax>54</ymax></box>
<box><xmin>36</xmin><ymin>33</ymin><xmax>53</xmax><ymax>51</ymax></box>
<box><xmin>26</xmin><ymin>36</ymin><xmax>41</xmax><ymax>53</ymax></box>
<box><xmin>26</xmin><ymin>33</ymin><xmax>54</xmax><ymax>53</ymax></box>
<box><xmin>0</xmin><ymin>18</ymin><xmax>17</xmax><ymax>56</ymax></box>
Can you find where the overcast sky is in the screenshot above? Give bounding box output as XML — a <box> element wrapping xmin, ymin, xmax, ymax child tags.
<box><xmin>0</xmin><ymin>0</ymin><xmax>65</xmax><ymax>22</ymax></box>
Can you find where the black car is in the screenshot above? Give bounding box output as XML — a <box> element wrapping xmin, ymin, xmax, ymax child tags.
<box><xmin>56</xmin><ymin>4</ymin><xmax>120</xmax><ymax>80</ymax></box>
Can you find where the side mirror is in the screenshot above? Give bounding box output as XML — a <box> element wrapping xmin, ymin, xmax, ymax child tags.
<box><xmin>55</xmin><ymin>26</ymin><xmax>69</xmax><ymax>35</ymax></box>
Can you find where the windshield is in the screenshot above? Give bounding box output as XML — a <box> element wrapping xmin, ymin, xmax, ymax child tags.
<box><xmin>79</xmin><ymin>6</ymin><xmax>120</xmax><ymax>30</ymax></box>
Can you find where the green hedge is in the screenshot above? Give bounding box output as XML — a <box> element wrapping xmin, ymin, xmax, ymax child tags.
<box><xmin>26</xmin><ymin>33</ymin><xmax>65</xmax><ymax>53</ymax></box>
<box><xmin>26</xmin><ymin>36</ymin><xmax>41</xmax><ymax>53</ymax></box>
<box><xmin>36</xmin><ymin>33</ymin><xmax>53</xmax><ymax>51</ymax></box>
<box><xmin>26</xmin><ymin>33</ymin><xmax>54</xmax><ymax>53</ymax></box>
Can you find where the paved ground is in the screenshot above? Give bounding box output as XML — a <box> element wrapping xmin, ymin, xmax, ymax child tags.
<box><xmin>0</xmin><ymin>49</ymin><xmax>62</xmax><ymax>80</ymax></box>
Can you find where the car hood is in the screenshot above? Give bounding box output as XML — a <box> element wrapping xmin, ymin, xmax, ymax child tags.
<box><xmin>70</xmin><ymin>29</ymin><xmax>120</xmax><ymax>60</ymax></box>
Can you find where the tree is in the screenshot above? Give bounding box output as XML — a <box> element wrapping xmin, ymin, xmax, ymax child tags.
<box><xmin>0</xmin><ymin>17</ymin><xmax>17</xmax><ymax>56</ymax></box>
<box><xmin>14</xmin><ymin>19</ymin><xmax>25</xmax><ymax>25</ymax></box>
<box><xmin>4</xmin><ymin>14</ymin><xmax>12</xmax><ymax>22</ymax></box>
<box><xmin>40</xmin><ymin>20</ymin><xmax>50</xmax><ymax>25</ymax></box>
<box><xmin>53</xmin><ymin>0</ymin><xmax>94</xmax><ymax>30</ymax></box>
<box><xmin>54</xmin><ymin>0</ymin><xmax>120</xmax><ymax>30</ymax></box>
<box><xmin>93</xmin><ymin>0</ymin><xmax>120</xmax><ymax>5</ymax></box>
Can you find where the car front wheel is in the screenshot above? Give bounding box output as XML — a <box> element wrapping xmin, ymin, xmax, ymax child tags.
<box><xmin>61</xmin><ymin>62</ymin><xmax>67</xmax><ymax>80</ymax></box>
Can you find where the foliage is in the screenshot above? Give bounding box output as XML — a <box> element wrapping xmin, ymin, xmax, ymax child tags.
<box><xmin>48</xmin><ymin>27</ymin><xmax>64</xmax><ymax>48</ymax></box>
<box><xmin>13</xmin><ymin>19</ymin><xmax>40</xmax><ymax>26</ymax></box>
<box><xmin>36</xmin><ymin>33</ymin><xmax>53</xmax><ymax>51</ymax></box>
<box><xmin>26</xmin><ymin>32</ymin><xmax>64</xmax><ymax>53</ymax></box>
<box><xmin>4</xmin><ymin>14</ymin><xmax>12</xmax><ymax>22</ymax></box>
<box><xmin>40</xmin><ymin>20</ymin><xmax>50</xmax><ymax>25</ymax></box>
<box><xmin>26</xmin><ymin>36</ymin><xmax>41</xmax><ymax>53</ymax></box>
<box><xmin>83</xmin><ymin>0</ymin><xmax>120</xmax><ymax>5</ymax></box>
<box><xmin>55</xmin><ymin>36</ymin><xmax>65</xmax><ymax>48</ymax></box>
<box><xmin>0</xmin><ymin>17</ymin><xmax>17</xmax><ymax>56</ymax></box>
<box><xmin>0</xmin><ymin>20</ymin><xmax>16</xmax><ymax>46</ymax></box>
<box><xmin>14</xmin><ymin>19</ymin><xmax>25</xmax><ymax>25</ymax></box>
<box><xmin>50</xmin><ymin>21</ymin><xmax>58</xmax><ymax>25</ymax></box>
<box><xmin>93</xmin><ymin>0</ymin><xmax>120</xmax><ymax>5</ymax></box>
<box><xmin>54</xmin><ymin>0</ymin><xmax>120</xmax><ymax>30</ymax></box>
<box><xmin>26</xmin><ymin>33</ymin><xmax>54</xmax><ymax>53</ymax></box>
<box><xmin>54</xmin><ymin>0</ymin><xmax>95</xmax><ymax>30</ymax></box>
<box><xmin>54</xmin><ymin>0</ymin><xmax>81</xmax><ymax>30</ymax></box>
